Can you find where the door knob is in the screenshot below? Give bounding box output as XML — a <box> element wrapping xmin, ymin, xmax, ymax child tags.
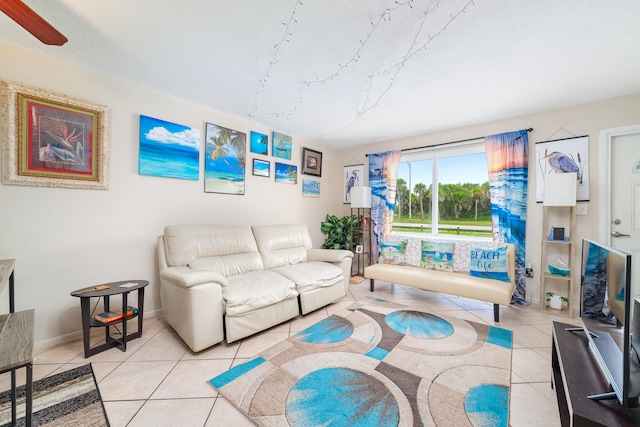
<box><xmin>612</xmin><ymin>218</ymin><xmax>621</xmax><ymax>225</ymax></box>
<box><xmin>611</xmin><ymin>231</ymin><xmax>630</xmax><ymax>238</ymax></box>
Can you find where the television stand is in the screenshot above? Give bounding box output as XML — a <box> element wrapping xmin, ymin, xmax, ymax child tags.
<box><xmin>552</xmin><ymin>321</ymin><xmax>640</xmax><ymax>426</ymax></box>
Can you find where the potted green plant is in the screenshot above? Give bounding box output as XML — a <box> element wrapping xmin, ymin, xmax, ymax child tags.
<box><xmin>545</xmin><ymin>292</ymin><xmax>569</xmax><ymax>310</ymax></box>
<box><xmin>320</xmin><ymin>214</ymin><xmax>361</xmax><ymax>250</ymax></box>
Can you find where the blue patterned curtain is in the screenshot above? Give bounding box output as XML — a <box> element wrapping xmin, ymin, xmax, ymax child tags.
<box><xmin>368</xmin><ymin>151</ymin><xmax>401</xmax><ymax>263</ymax></box>
<box><xmin>484</xmin><ymin>130</ymin><xmax>529</xmax><ymax>304</ymax></box>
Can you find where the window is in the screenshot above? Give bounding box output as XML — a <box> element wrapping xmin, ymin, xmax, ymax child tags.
<box><xmin>395</xmin><ymin>141</ymin><xmax>492</xmax><ymax>238</ymax></box>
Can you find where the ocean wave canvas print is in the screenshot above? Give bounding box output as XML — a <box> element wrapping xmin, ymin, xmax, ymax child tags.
<box><xmin>302</xmin><ymin>179</ymin><xmax>320</xmax><ymax>197</ymax></box>
<box><xmin>205</xmin><ymin>123</ymin><xmax>246</xmax><ymax>195</ymax></box>
<box><xmin>139</xmin><ymin>115</ymin><xmax>200</xmax><ymax>180</ymax></box>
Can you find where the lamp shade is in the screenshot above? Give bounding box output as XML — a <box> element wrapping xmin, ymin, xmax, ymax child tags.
<box><xmin>350</xmin><ymin>186</ymin><xmax>372</xmax><ymax>208</ymax></box>
<box><xmin>543</xmin><ymin>172</ymin><xmax>577</xmax><ymax>206</ymax></box>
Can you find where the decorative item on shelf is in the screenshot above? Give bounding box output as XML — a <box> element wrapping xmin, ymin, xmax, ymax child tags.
<box><xmin>548</xmin><ymin>257</ymin><xmax>570</xmax><ymax>276</ymax></box>
<box><xmin>548</xmin><ymin>226</ymin><xmax>567</xmax><ymax>241</ymax></box>
<box><xmin>94</xmin><ymin>306</ymin><xmax>138</xmax><ymax>324</ymax></box>
<box><xmin>545</xmin><ymin>292</ymin><xmax>569</xmax><ymax>310</ymax></box>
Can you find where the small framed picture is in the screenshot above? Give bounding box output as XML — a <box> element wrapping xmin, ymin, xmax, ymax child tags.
<box><xmin>549</xmin><ymin>227</ymin><xmax>566</xmax><ymax>241</ymax></box>
<box><xmin>252</xmin><ymin>158</ymin><xmax>270</xmax><ymax>177</ymax></box>
<box><xmin>301</xmin><ymin>147</ymin><xmax>322</xmax><ymax>177</ymax></box>
<box><xmin>355</xmin><ymin>245</ymin><xmax>363</xmax><ymax>254</ymax></box>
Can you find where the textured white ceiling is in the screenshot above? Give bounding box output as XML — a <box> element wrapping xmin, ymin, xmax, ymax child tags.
<box><xmin>1</xmin><ymin>0</ymin><xmax>639</xmax><ymax>148</ymax></box>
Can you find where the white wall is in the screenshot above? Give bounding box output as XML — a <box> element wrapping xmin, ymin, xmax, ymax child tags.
<box><xmin>333</xmin><ymin>92</ymin><xmax>640</xmax><ymax>309</ymax></box>
<box><xmin>0</xmin><ymin>41</ymin><xmax>338</xmax><ymax>347</ymax></box>
<box><xmin>4</xmin><ymin>39</ymin><xmax>640</xmax><ymax>346</ymax></box>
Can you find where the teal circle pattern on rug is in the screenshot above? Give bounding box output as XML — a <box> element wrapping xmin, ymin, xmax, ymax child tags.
<box><xmin>295</xmin><ymin>315</ymin><xmax>355</xmax><ymax>343</ymax></box>
<box><xmin>385</xmin><ymin>310</ymin><xmax>454</xmax><ymax>339</ymax></box>
<box><xmin>286</xmin><ymin>367</ymin><xmax>400</xmax><ymax>426</ymax></box>
<box><xmin>464</xmin><ymin>384</ymin><xmax>509</xmax><ymax>427</ymax></box>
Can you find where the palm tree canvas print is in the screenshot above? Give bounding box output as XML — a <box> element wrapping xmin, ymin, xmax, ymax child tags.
<box><xmin>205</xmin><ymin>123</ymin><xmax>246</xmax><ymax>194</ymax></box>
<box><xmin>139</xmin><ymin>115</ymin><xmax>200</xmax><ymax>180</ymax></box>
<box><xmin>275</xmin><ymin>162</ymin><xmax>297</xmax><ymax>184</ymax></box>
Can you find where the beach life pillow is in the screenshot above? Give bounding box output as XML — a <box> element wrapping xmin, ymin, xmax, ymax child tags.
<box><xmin>378</xmin><ymin>239</ymin><xmax>407</xmax><ymax>265</ymax></box>
<box><xmin>469</xmin><ymin>246</ymin><xmax>511</xmax><ymax>282</ymax></box>
<box><xmin>421</xmin><ymin>241</ymin><xmax>455</xmax><ymax>272</ymax></box>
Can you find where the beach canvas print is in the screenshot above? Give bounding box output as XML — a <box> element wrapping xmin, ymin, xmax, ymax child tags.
<box><xmin>139</xmin><ymin>115</ymin><xmax>200</xmax><ymax>180</ymax></box>
<box><xmin>272</xmin><ymin>131</ymin><xmax>292</xmax><ymax>160</ymax></box>
<box><xmin>275</xmin><ymin>162</ymin><xmax>297</xmax><ymax>184</ymax></box>
<box><xmin>205</xmin><ymin>123</ymin><xmax>246</xmax><ymax>194</ymax></box>
<box><xmin>250</xmin><ymin>131</ymin><xmax>269</xmax><ymax>155</ymax></box>
<box><xmin>302</xmin><ymin>179</ymin><xmax>320</xmax><ymax>197</ymax></box>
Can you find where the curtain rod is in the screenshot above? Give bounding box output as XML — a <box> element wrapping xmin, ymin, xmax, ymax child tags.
<box><xmin>365</xmin><ymin>128</ymin><xmax>533</xmax><ymax>156</ymax></box>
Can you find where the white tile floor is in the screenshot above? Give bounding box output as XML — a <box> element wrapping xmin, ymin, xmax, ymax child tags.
<box><xmin>2</xmin><ymin>281</ymin><xmax>587</xmax><ymax>426</ymax></box>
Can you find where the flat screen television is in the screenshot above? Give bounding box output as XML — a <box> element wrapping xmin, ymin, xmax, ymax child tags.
<box><xmin>577</xmin><ymin>237</ymin><xmax>640</xmax><ymax>408</ymax></box>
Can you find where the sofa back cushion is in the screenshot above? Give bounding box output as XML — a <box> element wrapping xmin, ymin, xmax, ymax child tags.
<box><xmin>252</xmin><ymin>224</ymin><xmax>312</xmax><ymax>269</ymax></box>
<box><xmin>163</xmin><ymin>225</ymin><xmax>263</xmax><ymax>276</ymax></box>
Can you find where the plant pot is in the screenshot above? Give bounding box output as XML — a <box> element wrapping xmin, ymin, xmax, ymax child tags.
<box><xmin>549</xmin><ymin>294</ymin><xmax>565</xmax><ymax>310</ymax></box>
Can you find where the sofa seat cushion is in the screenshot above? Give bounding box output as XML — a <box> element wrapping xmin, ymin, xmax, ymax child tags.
<box><xmin>270</xmin><ymin>261</ymin><xmax>343</xmax><ymax>292</ymax></box>
<box><xmin>223</xmin><ymin>270</ymin><xmax>298</xmax><ymax>316</ymax></box>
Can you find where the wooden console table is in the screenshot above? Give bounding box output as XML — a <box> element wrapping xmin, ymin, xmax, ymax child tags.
<box><xmin>551</xmin><ymin>321</ymin><xmax>640</xmax><ymax>426</ymax></box>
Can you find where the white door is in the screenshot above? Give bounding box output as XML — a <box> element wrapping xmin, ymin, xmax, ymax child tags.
<box><xmin>605</xmin><ymin>126</ymin><xmax>640</xmax><ymax>310</ymax></box>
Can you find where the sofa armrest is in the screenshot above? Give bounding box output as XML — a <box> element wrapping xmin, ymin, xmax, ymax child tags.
<box><xmin>160</xmin><ymin>266</ymin><xmax>229</xmax><ymax>288</ymax></box>
<box><xmin>307</xmin><ymin>248</ymin><xmax>354</xmax><ymax>263</ymax></box>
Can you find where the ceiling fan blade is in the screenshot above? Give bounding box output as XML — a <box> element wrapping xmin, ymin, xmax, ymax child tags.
<box><xmin>0</xmin><ymin>0</ymin><xmax>67</xmax><ymax>45</ymax></box>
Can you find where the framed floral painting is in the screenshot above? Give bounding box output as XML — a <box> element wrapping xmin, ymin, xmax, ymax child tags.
<box><xmin>1</xmin><ymin>81</ymin><xmax>110</xmax><ymax>189</ymax></box>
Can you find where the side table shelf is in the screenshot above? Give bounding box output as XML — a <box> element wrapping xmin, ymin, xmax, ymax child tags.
<box><xmin>71</xmin><ymin>280</ymin><xmax>148</xmax><ymax>358</ymax></box>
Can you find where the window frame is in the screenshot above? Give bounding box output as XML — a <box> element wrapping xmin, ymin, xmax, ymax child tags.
<box><xmin>398</xmin><ymin>139</ymin><xmax>490</xmax><ymax>238</ymax></box>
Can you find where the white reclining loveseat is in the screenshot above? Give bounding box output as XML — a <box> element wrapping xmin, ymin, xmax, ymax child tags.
<box><xmin>157</xmin><ymin>224</ymin><xmax>353</xmax><ymax>352</ymax></box>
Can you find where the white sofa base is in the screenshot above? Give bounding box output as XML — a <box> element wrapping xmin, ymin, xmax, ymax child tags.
<box><xmin>225</xmin><ymin>296</ymin><xmax>299</xmax><ymax>343</ymax></box>
<box><xmin>158</xmin><ymin>224</ymin><xmax>353</xmax><ymax>352</ymax></box>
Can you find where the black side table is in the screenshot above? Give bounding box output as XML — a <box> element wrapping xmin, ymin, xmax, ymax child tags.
<box><xmin>0</xmin><ymin>309</ymin><xmax>34</xmax><ymax>427</ymax></box>
<box><xmin>71</xmin><ymin>280</ymin><xmax>148</xmax><ymax>358</ymax></box>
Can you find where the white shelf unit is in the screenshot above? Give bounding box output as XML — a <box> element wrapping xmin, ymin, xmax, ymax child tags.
<box><xmin>540</xmin><ymin>206</ymin><xmax>576</xmax><ymax>316</ymax></box>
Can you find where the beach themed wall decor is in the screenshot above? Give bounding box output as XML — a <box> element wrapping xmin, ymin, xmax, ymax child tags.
<box><xmin>250</xmin><ymin>131</ymin><xmax>268</xmax><ymax>155</ymax></box>
<box><xmin>139</xmin><ymin>115</ymin><xmax>200</xmax><ymax>180</ymax></box>
<box><xmin>252</xmin><ymin>158</ymin><xmax>270</xmax><ymax>177</ymax></box>
<box><xmin>535</xmin><ymin>135</ymin><xmax>589</xmax><ymax>202</ymax></box>
<box><xmin>302</xmin><ymin>178</ymin><xmax>320</xmax><ymax>197</ymax></box>
<box><xmin>301</xmin><ymin>147</ymin><xmax>322</xmax><ymax>177</ymax></box>
<box><xmin>1</xmin><ymin>80</ymin><xmax>110</xmax><ymax>190</ymax></box>
<box><xmin>343</xmin><ymin>164</ymin><xmax>364</xmax><ymax>203</ymax></box>
<box><xmin>275</xmin><ymin>162</ymin><xmax>297</xmax><ymax>184</ymax></box>
<box><xmin>204</xmin><ymin>122</ymin><xmax>246</xmax><ymax>194</ymax></box>
<box><xmin>272</xmin><ymin>131</ymin><xmax>292</xmax><ymax>160</ymax></box>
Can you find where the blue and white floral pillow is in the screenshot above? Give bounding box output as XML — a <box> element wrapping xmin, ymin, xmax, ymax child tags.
<box><xmin>421</xmin><ymin>241</ymin><xmax>455</xmax><ymax>272</ymax></box>
<box><xmin>469</xmin><ymin>246</ymin><xmax>511</xmax><ymax>282</ymax></box>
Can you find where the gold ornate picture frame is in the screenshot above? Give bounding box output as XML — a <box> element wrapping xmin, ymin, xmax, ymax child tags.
<box><xmin>1</xmin><ymin>81</ymin><xmax>110</xmax><ymax>190</ymax></box>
